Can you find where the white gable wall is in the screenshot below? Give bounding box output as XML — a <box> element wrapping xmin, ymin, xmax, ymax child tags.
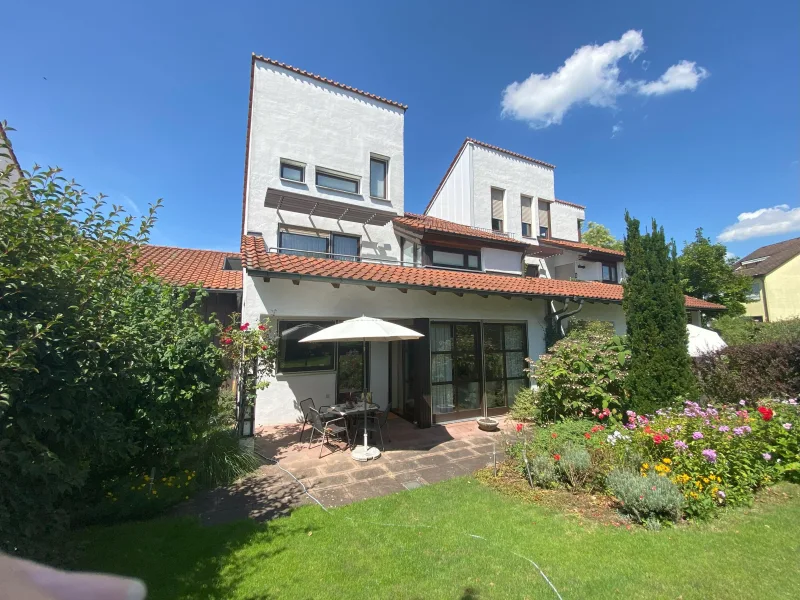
<box><xmin>426</xmin><ymin>144</ymin><xmax>472</xmax><ymax>225</ymax></box>
<box><xmin>549</xmin><ymin>202</ymin><xmax>585</xmax><ymax>241</ymax></box>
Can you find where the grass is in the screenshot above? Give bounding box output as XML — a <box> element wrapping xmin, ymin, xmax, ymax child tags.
<box><xmin>72</xmin><ymin>478</ymin><xmax>800</xmax><ymax>599</ymax></box>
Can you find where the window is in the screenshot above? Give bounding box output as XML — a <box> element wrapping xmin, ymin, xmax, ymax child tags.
<box><xmin>602</xmin><ymin>262</ymin><xmax>618</xmax><ymax>283</ymax></box>
<box><xmin>279</xmin><ymin>227</ymin><xmax>359</xmax><ymax>261</ymax></box>
<box><xmin>431</xmin><ymin>323</ymin><xmax>481</xmax><ymax>415</ymax></box>
<box><xmin>525</xmin><ymin>264</ymin><xmax>539</xmax><ymax>278</ymax></box>
<box><xmin>278</xmin><ymin>320</ymin><xmax>335</xmax><ymax>373</ymax></box>
<box><xmin>521</xmin><ymin>195</ymin><xmax>533</xmax><ymax>237</ymax></box>
<box><xmin>483</xmin><ymin>323</ymin><xmax>528</xmax><ymax>409</ymax></box>
<box><xmin>425</xmin><ymin>246</ymin><xmax>481</xmax><ymax>270</ymax></box>
<box><xmin>316</xmin><ymin>169</ymin><xmax>359</xmax><ymax>194</ymax></box>
<box><xmin>747</xmin><ymin>280</ymin><xmax>761</xmax><ymax>301</ymax></box>
<box><xmin>401</xmin><ymin>237</ymin><xmax>418</xmax><ymax>266</ymax></box>
<box><xmin>538</xmin><ymin>200</ymin><xmax>550</xmax><ymax>238</ymax></box>
<box><xmin>577</xmin><ymin>219</ymin><xmax>584</xmax><ymax>242</ymax></box>
<box><xmin>491</xmin><ymin>188</ymin><xmax>504</xmax><ymax>232</ymax></box>
<box><xmin>337</xmin><ymin>341</ymin><xmax>370</xmax><ymax>401</ymax></box>
<box><xmin>370</xmin><ymin>157</ymin><xmax>388</xmax><ymax>199</ymax></box>
<box><xmin>280</xmin><ymin>161</ymin><xmax>305</xmax><ymax>182</ymax></box>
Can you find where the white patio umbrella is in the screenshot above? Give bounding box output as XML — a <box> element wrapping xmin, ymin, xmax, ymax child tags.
<box><xmin>687</xmin><ymin>324</ymin><xmax>727</xmax><ymax>357</ymax></box>
<box><xmin>300</xmin><ymin>316</ymin><xmax>424</xmax><ymax>461</ymax></box>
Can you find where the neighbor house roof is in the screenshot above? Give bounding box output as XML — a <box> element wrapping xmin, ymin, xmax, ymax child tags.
<box><xmin>393</xmin><ymin>213</ymin><xmax>528</xmax><ymax>246</ymax></box>
<box><xmin>538</xmin><ymin>237</ymin><xmax>625</xmax><ymax>257</ymax></box>
<box><xmin>733</xmin><ymin>236</ymin><xmax>800</xmax><ymax>277</ymax></box>
<box><xmin>136</xmin><ymin>245</ymin><xmax>242</xmax><ymax>291</ymax></box>
<box><xmin>242</xmin><ymin>235</ymin><xmax>722</xmax><ymax>310</ymax></box>
<box><xmin>424</xmin><ymin>138</ymin><xmax>557</xmax><ymax>215</ymax></box>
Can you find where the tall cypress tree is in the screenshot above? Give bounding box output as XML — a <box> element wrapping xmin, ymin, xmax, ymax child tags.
<box><xmin>623</xmin><ymin>212</ymin><xmax>694</xmax><ymax>413</ymax></box>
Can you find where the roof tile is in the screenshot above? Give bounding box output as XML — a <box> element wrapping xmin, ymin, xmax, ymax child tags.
<box><xmin>538</xmin><ymin>237</ymin><xmax>625</xmax><ymax>257</ymax></box>
<box><xmin>394</xmin><ymin>213</ymin><xmax>528</xmax><ymax>246</ymax></box>
<box><xmin>136</xmin><ymin>245</ymin><xmax>242</xmax><ymax>290</ymax></box>
<box><xmin>241</xmin><ymin>235</ymin><xmax>722</xmax><ymax>310</ymax></box>
<box><xmin>733</xmin><ymin>236</ymin><xmax>800</xmax><ymax>277</ymax></box>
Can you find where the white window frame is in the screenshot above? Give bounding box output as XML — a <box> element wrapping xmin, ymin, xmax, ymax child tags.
<box><xmin>315</xmin><ymin>166</ymin><xmax>361</xmax><ymax>195</ymax></box>
<box><xmin>369</xmin><ymin>154</ymin><xmax>389</xmax><ymax>200</ymax></box>
<box><xmin>279</xmin><ymin>158</ymin><xmax>306</xmax><ymax>183</ymax></box>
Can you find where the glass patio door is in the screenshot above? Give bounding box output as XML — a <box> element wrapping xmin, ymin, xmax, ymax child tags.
<box><xmin>431</xmin><ymin>322</ymin><xmax>482</xmax><ymax>421</ymax></box>
<box><xmin>336</xmin><ymin>341</ymin><xmax>369</xmax><ymax>403</ymax></box>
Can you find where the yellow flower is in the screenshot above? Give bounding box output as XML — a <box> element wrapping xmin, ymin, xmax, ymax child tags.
<box><xmin>642</xmin><ymin>463</ymin><xmax>650</xmax><ymax>470</ymax></box>
<box><xmin>143</xmin><ymin>475</ymin><xmax>150</xmax><ymax>482</ymax></box>
<box><xmin>703</xmin><ymin>477</ymin><xmax>709</xmax><ymax>484</ymax></box>
<box><xmin>152</xmin><ymin>490</ymin><xmax>157</xmax><ymax>495</ymax></box>
<box><xmin>662</xmin><ymin>458</ymin><xmax>672</xmax><ymax>464</ymax></box>
<box><xmin>161</xmin><ymin>477</ymin><xmax>166</xmax><ymax>482</ymax></box>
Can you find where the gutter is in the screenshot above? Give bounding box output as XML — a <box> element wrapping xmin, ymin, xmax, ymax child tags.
<box><xmin>551</xmin><ymin>298</ymin><xmax>585</xmax><ymax>337</ymax></box>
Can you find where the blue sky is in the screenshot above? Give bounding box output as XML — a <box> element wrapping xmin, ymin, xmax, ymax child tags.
<box><xmin>3</xmin><ymin>0</ymin><xmax>798</xmax><ymax>258</ymax></box>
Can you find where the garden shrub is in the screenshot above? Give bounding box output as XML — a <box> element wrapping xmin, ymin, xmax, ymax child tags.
<box><xmin>693</xmin><ymin>341</ymin><xmax>800</xmax><ymax>405</ymax></box>
<box><xmin>528</xmin><ymin>455</ymin><xmax>559</xmax><ymax>488</ymax></box>
<box><xmin>510</xmin><ymin>386</ymin><xmax>538</xmax><ymax>422</ymax></box>
<box><xmin>529</xmin><ymin>320</ymin><xmax>629</xmax><ymax>422</ymax></box>
<box><xmin>0</xmin><ymin>154</ymin><xmax>232</xmax><ymax>558</ymax></box>
<box><xmin>711</xmin><ymin>315</ymin><xmax>800</xmax><ymax>347</ymax></box>
<box><xmin>606</xmin><ymin>469</ymin><xmax>683</xmax><ymax>523</ymax></box>
<box><xmin>557</xmin><ymin>445</ymin><xmax>592</xmax><ymax>489</ymax></box>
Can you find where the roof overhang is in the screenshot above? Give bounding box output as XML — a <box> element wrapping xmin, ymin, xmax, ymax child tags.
<box><xmin>526</xmin><ymin>245</ymin><xmax>564</xmax><ymax>258</ymax></box>
<box><xmin>265</xmin><ymin>188</ymin><xmax>396</xmax><ymax>226</ymax></box>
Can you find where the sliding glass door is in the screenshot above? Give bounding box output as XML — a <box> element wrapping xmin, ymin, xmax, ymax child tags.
<box><xmin>483</xmin><ymin>323</ymin><xmax>528</xmax><ymax>414</ymax></box>
<box><xmin>431</xmin><ymin>322</ymin><xmax>482</xmax><ymax>421</ymax></box>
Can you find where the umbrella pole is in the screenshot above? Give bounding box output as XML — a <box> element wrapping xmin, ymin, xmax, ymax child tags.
<box><xmin>352</xmin><ymin>337</ymin><xmax>380</xmax><ymax>461</ymax></box>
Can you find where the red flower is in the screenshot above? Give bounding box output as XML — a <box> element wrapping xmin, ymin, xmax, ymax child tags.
<box><xmin>653</xmin><ymin>434</ymin><xmax>662</xmax><ymax>444</ymax></box>
<box><xmin>551</xmin><ymin>432</ymin><xmax>558</xmax><ymax>439</ymax></box>
<box><xmin>261</xmin><ymin>345</ymin><xmax>268</xmax><ymax>351</ymax></box>
<box><xmin>598</xmin><ymin>413</ymin><xmax>606</xmax><ymax>420</ymax></box>
<box><xmin>221</xmin><ymin>338</ymin><xmax>232</xmax><ymax>345</ymax></box>
<box><xmin>644</xmin><ymin>425</ymin><xmax>653</xmax><ymax>434</ymax></box>
<box><xmin>553</xmin><ymin>454</ymin><xmax>561</xmax><ymax>461</ymax></box>
<box><xmin>258</xmin><ymin>324</ymin><xmax>266</xmax><ymax>331</ymax></box>
<box><xmin>240</xmin><ymin>324</ymin><xmax>249</xmax><ymax>331</ymax></box>
<box><xmin>516</xmin><ymin>423</ymin><xmax>524</xmax><ymax>433</ymax></box>
<box><xmin>584</xmin><ymin>432</ymin><xmax>591</xmax><ymax>439</ymax></box>
<box><xmin>757</xmin><ymin>406</ymin><xmax>774</xmax><ymax>421</ymax></box>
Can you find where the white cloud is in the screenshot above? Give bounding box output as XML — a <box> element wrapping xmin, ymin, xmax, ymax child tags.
<box><xmin>718</xmin><ymin>204</ymin><xmax>800</xmax><ymax>242</ymax></box>
<box><xmin>611</xmin><ymin>122</ymin><xmax>623</xmax><ymax>138</ymax></box>
<box><xmin>637</xmin><ymin>60</ymin><xmax>709</xmax><ymax>96</ymax></box>
<box><xmin>500</xmin><ymin>30</ymin><xmax>709</xmax><ymax>128</ymax></box>
<box><xmin>120</xmin><ymin>194</ymin><xmax>141</xmax><ymax>216</ymax></box>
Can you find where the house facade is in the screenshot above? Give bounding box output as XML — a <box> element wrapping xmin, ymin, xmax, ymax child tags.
<box><xmin>238</xmin><ymin>55</ymin><xmax>722</xmax><ymax>430</ymax></box>
<box><xmin>735</xmin><ymin>237</ymin><xmax>800</xmax><ymax>322</ymax></box>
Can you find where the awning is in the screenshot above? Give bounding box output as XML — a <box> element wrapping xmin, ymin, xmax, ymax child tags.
<box><xmin>264</xmin><ymin>188</ymin><xmax>396</xmax><ymax>226</ymax></box>
<box><xmin>525</xmin><ymin>244</ymin><xmax>564</xmax><ymax>258</ymax></box>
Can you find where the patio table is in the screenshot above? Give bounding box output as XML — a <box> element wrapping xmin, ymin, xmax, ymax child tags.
<box><xmin>322</xmin><ymin>402</ymin><xmax>380</xmax><ymax>446</ymax></box>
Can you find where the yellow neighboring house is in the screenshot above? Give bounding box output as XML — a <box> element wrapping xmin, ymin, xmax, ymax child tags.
<box><xmin>734</xmin><ymin>236</ymin><xmax>800</xmax><ymax>322</ymax></box>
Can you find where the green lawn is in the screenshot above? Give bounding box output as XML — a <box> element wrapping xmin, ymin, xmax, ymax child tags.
<box><xmin>72</xmin><ymin>479</ymin><xmax>800</xmax><ymax>599</ymax></box>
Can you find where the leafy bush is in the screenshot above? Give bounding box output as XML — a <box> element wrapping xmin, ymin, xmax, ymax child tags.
<box><xmin>711</xmin><ymin>315</ymin><xmax>800</xmax><ymax>346</ymax></box>
<box><xmin>557</xmin><ymin>445</ymin><xmax>592</xmax><ymax>489</ymax></box>
<box><xmin>194</xmin><ymin>429</ymin><xmax>261</xmax><ymax>488</ymax></box>
<box><xmin>510</xmin><ymin>386</ymin><xmax>538</xmax><ymax>422</ymax></box>
<box><xmin>606</xmin><ymin>469</ymin><xmax>683</xmax><ymax>523</ymax></box>
<box><xmin>529</xmin><ymin>320</ymin><xmax>629</xmax><ymax>421</ymax></box>
<box><xmin>0</xmin><ymin>150</ymin><xmax>228</xmax><ymax>558</ymax></box>
<box><xmin>693</xmin><ymin>341</ymin><xmax>800</xmax><ymax>405</ymax></box>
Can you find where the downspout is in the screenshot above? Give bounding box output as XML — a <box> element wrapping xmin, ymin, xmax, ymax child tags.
<box><xmin>555</xmin><ymin>299</ymin><xmax>584</xmax><ymax>337</ymax></box>
<box><xmin>760</xmin><ymin>276</ymin><xmax>770</xmax><ymax>322</ymax></box>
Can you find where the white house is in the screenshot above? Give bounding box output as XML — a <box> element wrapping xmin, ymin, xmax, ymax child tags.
<box><xmin>238</xmin><ymin>55</ymin><xmax>721</xmax><ymax>432</ymax></box>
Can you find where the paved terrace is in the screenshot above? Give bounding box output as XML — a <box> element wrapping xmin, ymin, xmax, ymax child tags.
<box><xmin>180</xmin><ymin>416</ymin><xmax>507</xmax><ymax>525</ymax></box>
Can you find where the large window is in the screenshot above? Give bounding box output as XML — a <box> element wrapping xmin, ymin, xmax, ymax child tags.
<box><xmin>602</xmin><ymin>262</ymin><xmax>618</xmax><ymax>283</ymax></box>
<box><xmin>370</xmin><ymin>157</ymin><xmax>388</xmax><ymax>199</ymax></box>
<box><xmin>491</xmin><ymin>188</ymin><xmax>505</xmax><ymax>232</ymax></box>
<box><xmin>278</xmin><ymin>320</ymin><xmax>335</xmax><ymax>373</ymax></box>
<box><xmin>483</xmin><ymin>323</ymin><xmax>528</xmax><ymax>409</ymax></box>
<box><xmin>425</xmin><ymin>246</ymin><xmax>480</xmax><ymax>270</ymax></box>
<box><xmin>279</xmin><ymin>228</ymin><xmax>359</xmax><ymax>261</ymax></box>
<box><xmin>337</xmin><ymin>341</ymin><xmax>370</xmax><ymax>402</ymax></box>
<box><xmin>747</xmin><ymin>280</ymin><xmax>761</xmax><ymax>301</ymax></box>
<box><xmin>316</xmin><ymin>169</ymin><xmax>360</xmax><ymax>194</ymax></box>
<box><xmin>431</xmin><ymin>323</ymin><xmax>481</xmax><ymax>415</ymax></box>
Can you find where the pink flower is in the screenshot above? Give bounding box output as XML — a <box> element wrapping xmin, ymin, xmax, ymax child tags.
<box><xmin>240</xmin><ymin>323</ymin><xmax>249</xmax><ymax>331</ymax></box>
<box><xmin>516</xmin><ymin>423</ymin><xmax>524</xmax><ymax>433</ymax></box>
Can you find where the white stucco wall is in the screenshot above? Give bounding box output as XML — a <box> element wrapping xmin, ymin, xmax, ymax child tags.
<box><xmin>426</xmin><ymin>144</ymin><xmax>472</xmax><ymax>225</ymax></box>
<box><xmin>482</xmin><ymin>247</ymin><xmax>523</xmax><ymax>274</ymax></box>
<box><xmin>562</xmin><ymin>302</ymin><xmax>627</xmax><ymax>335</ymax></box>
<box><xmin>576</xmin><ymin>260</ymin><xmax>602</xmax><ymax>282</ymax></box>
<box><xmin>244</xmin><ymin>61</ymin><xmax>405</xmax><ymax>262</ymax></box>
<box><xmin>471</xmin><ymin>145</ymin><xmax>555</xmax><ymax>235</ymax></box>
<box><xmin>243</xmin><ymin>276</ymin><xmax>548</xmax><ymax>426</ymax></box>
<box><xmin>550</xmin><ymin>202</ymin><xmax>584</xmax><ymax>241</ymax></box>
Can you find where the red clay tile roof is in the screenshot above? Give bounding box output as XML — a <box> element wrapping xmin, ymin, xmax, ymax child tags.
<box><xmin>553</xmin><ymin>198</ymin><xmax>586</xmax><ymax>210</ymax></box>
<box><xmin>137</xmin><ymin>245</ymin><xmax>242</xmax><ymax>290</ymax></box>
<box><xmin>242</xmin><ymin>235</ymin><xmax>721</xmax><ymax>310</ymax></box>
<box><xmin>394</xmin><ymin>213</ymin><xmax>528</xmax><ymax>246</ymax></box>
<box><xmin>538</xmin><ymin>237</ymin><xmax>626</xmax><ymax>257</ymax></box>
<box><xmin>252</xmin><ymin>55</ymin><xmax>408</xmax><ymax>110</ymax></box>
<box><xmin>424</xmin><ymin>138</ymin><xmax>556</xmax><ymax>215</ymax></box>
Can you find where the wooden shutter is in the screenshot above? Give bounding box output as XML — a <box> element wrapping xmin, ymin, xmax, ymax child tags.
<box><xmin>521</xmin><ymin>196</ymin><xmax>532</xmax><ymax>224</ymax></box>
<box><xmin>538</xmin><ymin>200</ymin><xmax>550</xmax><ymax>231</ymax></box>
<box><xmin>491</xmin><ymin>188</ymin><xmax>504</xmax><ymax>220</ymax></box>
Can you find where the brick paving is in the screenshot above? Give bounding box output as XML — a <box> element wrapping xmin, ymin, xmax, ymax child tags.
<box><xmin>181</xmin><ymin>416</ymin><xmax>509</xmax><ymax>525</ymax></box>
